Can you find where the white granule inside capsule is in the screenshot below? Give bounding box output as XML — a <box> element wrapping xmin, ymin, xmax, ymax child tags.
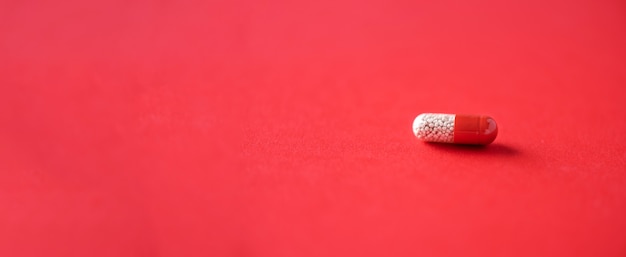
<box><xmin>412</xmin><ymin>113</ymin><xmax>455</xmax><ymax>143</ymax></box>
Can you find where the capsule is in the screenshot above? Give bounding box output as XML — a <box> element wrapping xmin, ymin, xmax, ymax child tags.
<box><xmin>412</xmin><ymin>113</ymin><xmax>498</xmax><ymax>145</ymax></box>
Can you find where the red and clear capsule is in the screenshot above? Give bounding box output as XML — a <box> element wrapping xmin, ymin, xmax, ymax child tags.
<box><xmin>412</xmin><ymin>113</ymin><xmax>498</xmax><ymax>145</ymax></box>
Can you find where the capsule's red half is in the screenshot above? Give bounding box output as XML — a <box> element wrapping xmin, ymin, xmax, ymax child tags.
<box><xmin>453</xmin><ymin>115</ymin><xmax>498</xmax><ymax>145</ymax></box>
<box><xmin>412</xmin><ymin>113</ymin><xmax>498</xmax><ymax>145</ymax></box>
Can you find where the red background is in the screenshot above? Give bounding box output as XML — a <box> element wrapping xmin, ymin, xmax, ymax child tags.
<box><xmin>1</xmin><ymin>0</ymin><xmax>625</xmax><ymax>256</ymax></box>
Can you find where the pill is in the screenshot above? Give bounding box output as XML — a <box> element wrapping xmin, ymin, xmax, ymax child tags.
<box><xmin>412</xmin><ymin>113</ymin><xmax>498</xmax><ymax>145</ymax></box>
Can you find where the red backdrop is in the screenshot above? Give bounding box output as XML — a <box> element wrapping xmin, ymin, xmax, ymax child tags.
<box><xmin>1</xmin><ymin>0</ymin><xmax>625</xmax><ymax>256</ymax></box>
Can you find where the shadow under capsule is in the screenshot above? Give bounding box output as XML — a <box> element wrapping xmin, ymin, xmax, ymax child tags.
<box><xmin>423</xmin><ymin>142</ymin><xmax>520</xmax><ymax>157</ymax></box>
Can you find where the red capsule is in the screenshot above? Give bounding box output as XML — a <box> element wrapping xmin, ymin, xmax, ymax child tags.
<box><xmin>412</xmin><ymin>113</ymin><xmax>498</xmax><ymax>145</ymax></box>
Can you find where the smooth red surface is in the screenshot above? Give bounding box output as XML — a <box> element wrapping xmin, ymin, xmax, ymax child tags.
<box><xmin>453</xmin><ymin>115</ymin><xmax>498</xmax><ymax>145</ymax></box>
<box><xmin>1</xmin><ymin>0</ymin><xmax>626</xmax><ymax>257</ymax></box>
